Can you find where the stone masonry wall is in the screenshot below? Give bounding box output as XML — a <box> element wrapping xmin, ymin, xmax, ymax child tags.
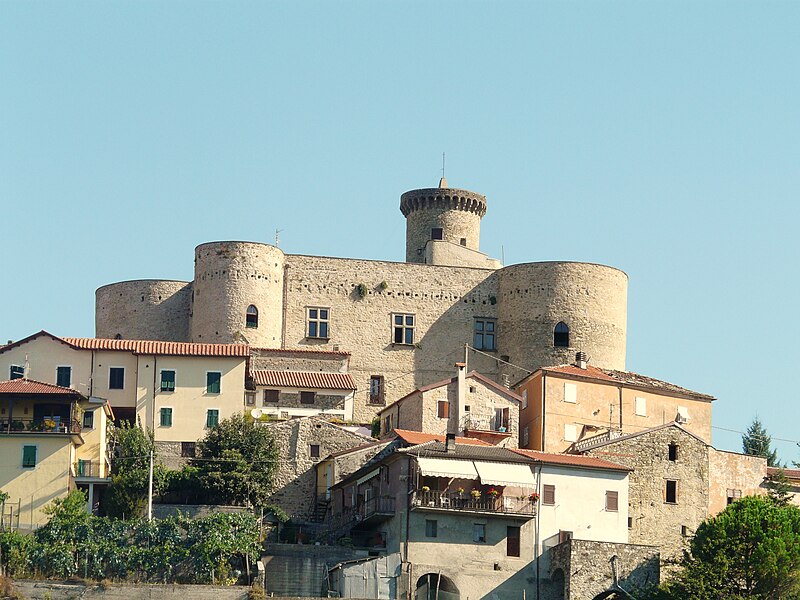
<box><xmin>96</xmin><ymin>280</ymin><xmax>192</xmax><ymax>341</ymax></box>
<box><xmin>708</xmin><ymin>448</ymin><xmax>767</xmax><ymax>515</ymax></box>
<box><xmin>250</xmin><ymin>350</ymin><xmax>349</xmax><ymax>373</ymax></box>
<box><xmin>585</xmin><ymin>425</ymin><xmax>709</xmax><ymax>565</ymax></box>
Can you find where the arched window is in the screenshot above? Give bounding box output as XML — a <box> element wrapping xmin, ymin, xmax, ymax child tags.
<box><xmin>554</xmin><ymin>322</ymin><xmax>569</xmax><ymax>347</ymax></box>
<box><xmin>246</xmin><ymin>305</ymin><xmax>259</xmax><ymax>328</ymax></box>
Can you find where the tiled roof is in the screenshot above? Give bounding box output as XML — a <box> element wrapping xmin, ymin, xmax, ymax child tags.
<box><xmin>511</xmin><ymin>449</ymin><xmax>631</xmax><ymax>472</ymax></box>
<box><xmin>401</xmin><ymin>441</ymin><xmax>531</xmax><ymax>463</ymax></box>
<box><xmin>325</xmin><ymin>440</ymin><xmax>390</xmax><ymax>459</ymax></box>
<box><xmin>252</xmin><ymin>370</ymin><xmax>356</xmax><ymax>390</ymax></box>
<box><xmin>62</xmin><ymin>337</ymin><xmax>251</xmax><ymax>357</ymax></box>
<box><xmin>0</xmin><ymin>378</ymin><xmax>85</xmax><ymax>397</ymax></box>
<box><xmin>250</xmin><ymin>346</ymin><xmax>350</xmax><ymax>357</ymax></box>
<box><xmin>393</xmin><ymin>429</ymin><xmax>491</xmax><ymax>446</ymax></box>
<box><xmin>767</xmin><ymin>467</ymin><xmax>800</xmax><ymax>480</ymax></box>
<box><xmin>537</xmin><ymin>364</ymin><xmax>715</xmax><ymax>401</ymax></box>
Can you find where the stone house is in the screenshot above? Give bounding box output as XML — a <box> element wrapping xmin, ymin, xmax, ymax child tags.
<box><xmin>378</xmin><ymin>363</ymin><xmax>522</xmax><ymax>447</ymax></box>
<box><xmin>515</xmin><ymin>354</ymin><xmax>715</xmax><ymax>453</ymax></box>
<box><xmin>767</xmin><ymin>466</ymin><xmax>800</xmax><ymax>506</ymax></box>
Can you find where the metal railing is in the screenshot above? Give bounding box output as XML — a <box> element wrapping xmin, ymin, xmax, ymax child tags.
<box><xmin>573</xmin><ymin>428</ymin><xmax>624</xmax><ymax>452</ymax></box>
<box><xmin>460</xmin><ymin>415</ymin><xmax>511</xmax><ymax>434</ymax></box>
<box><xmin>74</xmin><ymin>460</ymin><xmax>101</xmax><ymax>478</ymax></box>
<box><xmin>362</xmin><ymin>495</ymin><xmax>395</xmax><ymax>520</ymax></box>
<box><xmin>0</xmin><ymin>418</ymin><xmax>81</xmax><ymax>435</ymax></box>
<box><xmin>412</xmin><ymin>490</ymin><xmax>535</xmax><ymax>515</ymax></box>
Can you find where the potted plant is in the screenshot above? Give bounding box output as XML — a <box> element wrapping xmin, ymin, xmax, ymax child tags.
<box><xmin>421</xmin><ymin>486</ymin><xmax>430</xmax><ymax>493</ymax></box>
<box><xmin>456</xmin><ymin>487</ymin><xmax>465</xmax><ymax>496</ymax></box>
<box><xmin>529</xmin><ymin>492</ymin><xmax>540</xmax><ymax>503</ymax></box>
<box><xmin>43</xmin><ymin>419</ymin><xmax>56</xmax><ymax>432</ymax></box>
<box><xmin>11</xmin><ymin>421</ymin><xmax>25</xmax><ymax>431</ymax></box>
<box><xmin>470</xmin><ymin>489</ymin><xmax>481</xmax><ymax>499</ymax></box>
<box><xmin>488</xmin><ymin>487</ymin><xmax>500</xmax><ymax>497</ymax></box>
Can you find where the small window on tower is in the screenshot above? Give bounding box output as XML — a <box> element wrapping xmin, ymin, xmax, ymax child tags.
<box><xmin>246</xmin><ymin>305</ymin><xmax>259</xmax><ymax>328</ymax></box>
<box><xmin>554</xmin><ymin>322</ymin><xmax>570</xmax><ymax>347</ymax></box>
<box><xmin>460</xmin><ymin>237</ymin><xmax>467</xmax><ymax>246</ymax></box>
<box><xmin>431</xmin><ymin>228</ymin><xmax>443</xmax><ymax>240</ymax></box>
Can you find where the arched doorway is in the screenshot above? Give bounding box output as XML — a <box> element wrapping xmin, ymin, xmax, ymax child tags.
<box><xmin>415</xmin><ymin>573</ymin><xmax>459</xmax><ymax>600</ymax></box>
<box><xmin>592</xmin><ymin>589</ymin><xmax>634</xmax><ymax>600</ymax></box>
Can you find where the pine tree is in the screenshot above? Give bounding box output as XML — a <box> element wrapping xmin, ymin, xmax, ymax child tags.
<box><xmin>742</xmin><ymin>418</ymin><xmax>780</xmax><ymax>467</ymax></box>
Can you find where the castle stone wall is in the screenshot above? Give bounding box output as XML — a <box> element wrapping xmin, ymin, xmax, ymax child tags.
<box><xmin>191</xmin><ymin>241</ymin><xmax>285</xmax><ymax>347</ymax></box>
<box><xmin>95</xmin><ymin>280</ymin><xmax>192</xmax><ymax>341</ymax></box>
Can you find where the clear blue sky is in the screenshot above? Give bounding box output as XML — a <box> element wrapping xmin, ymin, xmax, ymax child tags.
<box><xmin>2</xmin><ymin>1</ymin><xmax>798</xmax><ymax>461</ymax></box>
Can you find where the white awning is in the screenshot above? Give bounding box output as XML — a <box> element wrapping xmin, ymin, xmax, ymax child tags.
<box><xmin>474</xmin><ymin>462</ymin><xmax>536</xmax><ymax>488</ymax></box>
<box><xmin>416</xmin><ymin>457</ymin><xmax>478</xmax><ymax>480</ymax></box>
<box><xmin>356</xmin><ymin>468</ymin><xmax>380</xmax><ymax>486</ymax></box>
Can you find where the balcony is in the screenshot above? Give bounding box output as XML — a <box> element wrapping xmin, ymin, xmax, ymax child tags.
<box><xmin>0</xmin><ymin>417</ymin><xmax>81</xmax><ymax>435</ymax></box>
<box><xmin>73</xmin><ymin>460</ymin><xmax>103</xmax><ymax>479</ymax></box>
<box><xmin>358</xmin><ymin>495</ymin><xmax>395</xmax><ymax>524</ymax></box>
<box><xmin>412</xmin><ymin>490</ymin><xmax>536</xmax><ymax>518</ymax></box>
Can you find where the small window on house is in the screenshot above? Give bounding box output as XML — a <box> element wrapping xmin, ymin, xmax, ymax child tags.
<box><xmin>384</xmin><ymin>414</ymin><xmax>393</xmax><ymax>435</ymax></box>
<box><xmin>469</xmin><ymin>386</ymin><xmax>476</xmax><ymax>393</ymax></box>
<box><xmin>464</xmin><ymin>405</ymin><xmax>470</xmax><ymax>412</ymax></box>
<box><xmin>521</xmin><ymin>389</ymin><xmax>528</xmax><ymax>409</ymax></box>
<box><xmin>206</xmin><ymin>409</ymin><xmax>219</xmax><ymax>428</ymax></box>
<box><xmin>10</xmin><ymin>365</ymin><xmax>24</xmax><ymax>380</ymax></box>
<box><xmin>606</xmin><ymin>491</ymin><xmax>619</xmax><ymax>512</ymax></box>
<box><xmin>668</xmin><ymin>443</ymin><xmax>678</xmax><ymax>462</ymax></box>
<box><xmin>22</xmin><ymin>445</ymin><xmax>37</xmax><ymax>468</ymax></box>
<box><xmin>56</xmin><ymin>366</ymin><xmax>72</xmax><ymax>387</ymax></box>
<box><xmin>310</xmin><ymin>444</ymin><xmax>320</xmax><ymax>458</ymax></box>
<box><xmin>543</xmin><ymin>484</ymin><xmax>556</xmax><ymax>505</ymax></box>
<box><xmin>109</xmin><ymin>367</ymin><xmax>125</xmax><ymax>390</ymax></box>
<box><xmin>393</xmin><ymin>313</ymin><xmax>415</xmax><ymax>345</ymax></box>
<box><xmin>369</xmin><ymin>376</ymin><xmax>384</xmax><ymax>404</ymax></box>
<box><xmin>506</xmin><ymin>526</ymin><xmax>521</xmax><ymax>557</ymax></box>
<box><xmin>245</xmin><ymin>392</ymin><xmax>255</xmax><ymax>406</ymax></box>
<box><xmin>437</xmin><ymin>401</ymin><xmax>449</xmax><ymax>419</ymax></box>
<box><xmin>473</xmin><ymin>523</ymin><xmax>486</xmax><ymax>543</ymax></box>
<box><xmin>181</xmin><ymin>442</ymin><xmax>196</xmax><ymax>457</ymax></box>
<box><xmin>726</xmin><ymin>489</ymin><xmax>742</xmax><ymax>505</ymax></box>
<box><xmin>425</xmin><ymin>519</ymin><xmax>438</xmax><ymax>538</ymax></box>
<box><xmin>206</xmin><ymin>372</ymin><xmax>221</xmax><ymax>394</ymax></box>
<box><xmin>246</xmin><ymin>305</ymin><xmax>259</xmax><ymax>328</ymax></box>
<box><xmin>681</xmin><ymin>525</ymin><xmax>689</xmax><ymax>537</ymax></box>
<box><xmin>494</xmin><ymin>407</ymin><xmax>510</xmax><ymax>431</ymax></box>
<box><xmin>564</xmin><ymin>424</ymin><xmax>577</xmax><ymax>442</ymax></box>
<box><xmin>160</xmin><ymin>407</ymin><xmax>173</xmax><ymax>427</ymax></box>
<box><xmin>307</xmin><ymin>307</ymin><xmax>330</xmax><ymax>338</ymax></box>
<box><xmin>263</xmin><ymin>389</ymin><xmax>279</xmax><ymax>405</ymax></box>
<box><xmin>160</xmin><ymin>370</ymin><xmax>176</xmax><ymax>392</ymax></box>
<box><xmin>474</xmin><ymin>319</ymin><xmax>496</xmax><ymax>350</ymax></box>
<box><xmin>628</xmin><ymin>517</ymin><xmax>633</xmax><ymax>529</ymax></box>
<box><xmin>431</xmin><ymin>228</ymin><xmax>443</xmax><ymax>240</ymax></box>
<box><xmin>460</xmin><ymin>237</ymin><xmax>467</xmax><ymax>246</ymax></box>
<box><xmin>665</xmin><ymin>480</ymin><xmax>678</xmax><ymax>504</ymax></box>
<box><xmin>522</xmin><ymin>425</ymin><xmax>530</xmax><ymax>447</ymax></box>
<box><xmin>563</xmin><ymin>383</ymin><xmax>577</xmax><ymax>403</ymax></box>
<box><xmin>554</xmin><ymin>322</ymin><xmax>570</xmax><ymax>347</ymax></box>
<box><xmin>82</xmin><ymin>410</ymin><xmax>94</xmax><ymax>429</ymax></box>
<box><xmin>300</xmin><ymin>391</ymin><xmax>316</xmax><ymax>404</ymax></box>
<box><xmin>635</xmin><ymin>396</ymin><xmax>647</xmax><ymax>417</ymax></box>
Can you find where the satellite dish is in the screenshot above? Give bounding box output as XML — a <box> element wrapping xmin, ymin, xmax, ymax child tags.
<box><xmin>251</xmin><ymin>408</ymin><xmax>263</xmax><ymax>419</ymax></box>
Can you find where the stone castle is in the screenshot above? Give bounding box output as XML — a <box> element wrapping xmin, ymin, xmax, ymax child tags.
<box><xmin>95</xmin><ymin>178</ymin><xmax>628</xmax><ymax>421</ymax></box>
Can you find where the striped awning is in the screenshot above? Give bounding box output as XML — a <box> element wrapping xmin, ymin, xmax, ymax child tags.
<box><xmin>474</xmin><ymin>461</ymin><xmax>536</xmax><ymax>488</ymax></box>
<box><xmin>416</xmin><ymin>457</ymin><xmax>478</xmax><ymax>480</ymax></box>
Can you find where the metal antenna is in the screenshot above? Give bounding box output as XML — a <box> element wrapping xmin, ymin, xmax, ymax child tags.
<box><xmin>442</xmin><ymin>152</ymin><xmax>446</xmax><ymax>179</ymax></box>
<box><xmin>275</xmin><ymin>229</ymin><xmax>283</xmax><ymax>247</ymax></box>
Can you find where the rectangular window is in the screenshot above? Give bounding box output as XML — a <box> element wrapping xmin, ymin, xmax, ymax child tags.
<box><xmin>109</xmin><ymin>367</ymin><xmax>125</xmax><ymax>390</ymax></box>
<box><xmin>564</xmin><ymin>383</ymin><xmax>577</xmax><ymax>403</ymax></box>
<box><xmin>564</xmin><ymin>423</ymin><xmax>577</xmax><ymax>442</ymax></box>
<box><xmin>726</xmin><ymin>489</ymin><xmax>742</xmax><ymax>505</ymax></box>
<box><xmin>22</xmin><ymin>445</ymin><xmax>37</xmax><ymax>468</ymax></box>
<box><xmin>473</xmin><ymin>523</ymin><xmax>486</xmax><ymax>543</ymax></box>
<box><xmin>181</xmin><ymin>442</ymin><xmax>196</xmax><ymax>457</ymax></box>
<box><xmin>474</xmin><ymin>319</ymin><xmax>497</xmax><ymax>351</ymax></box>
<box><xmin>56</xmin><ymin>366</ymin><xmax>72</xmax><ymax>388</ymax></box>
<box><xmin>310</xmin><ymin>444</ymin><xmax>320</xmax><ymax>458</ymax></box>
<box><xmin>668</xmin><ymin>443</ymin><xmax>678</xmax><ymax>462</ymax></box>
<box><xmin>635</xmin><ymin>396</ymin><xmax>647</xmax><ymax>417</ymax></box>
<box><xmin>437</xmin><ymin>400</ymin><xmax>449</xmax><ymax>419</ymax></box>
<box><xmin>494</xmin><ymin>407</ymin><xmax>510</xmax><ymax>431</ymax></box>
<box><xmin>425</xmin><ymin>519</ymin><xmax>438</xmax><ymax>538</ymax></box>
<box><xmin>206</xmin><ymin>409</ymin><xmax>219</xmax><ymax>428</ymax></box>
<box><xmin>307</xmin><ymin>307</ymin><xmax>330</xmax><ymax>339</ymax></box>
<box><xmin>206</xmin><ymin>372</ymin><xmax>221</xmax><ymax>394</ymax></box>
<box><xmin>10</xmin><ymin>365</ymin><xmax>24</xmax><ymax>380</ymax></box>
<box><xmin>506</xmin><ymin>526</ymin><xmax>521</xmax><ymax>557</ymax></box>
<box><xmin>263</xmin><ymin>389</ymin><xmax>279</xmax><ymax>405</ymax></box>
<box><xmin>160</xmin><ymin>407</ymin><xmax>173</xmax><ymax>427</ymax></box>
<box><xmin>521</xmin><ymin>389</ymin><xmax>528</xmax><ymax>409</ymax></box>
<box><xmin>245</xmin><ymin>392</ymin><xmax>255</xmax><ymax>406</ymax></box>
<box><xmin>543</xmin><ymin>484</ymin><xmax>556</xmax><ymax>505</ymax></box>
<box><xmin>160</xmin><ymin>370</ymin><xmax>176</xmax><ymax>392</ymax></box>
<box><xmin>369</xmin><ymin>375</ymin><xmax>384</xmax><ymax>404</ymax></box>
<box><xmin>522</xmin><ymin>425</ymin><xmax>530</xmax><ymax>447</ymax></box>
<box><xmin>665</xmin><ymin>480</ymin><xmax>678</xmax><ymax>504</ymax></box>
<box><xmin>628</xmin><ymin>517</ymin><xmax>633</xmax><ymax>529</ymax></box>
<box><xmin>384</xmin><ymin>414</ymin><xmax>393</xmax><ymax>435</ymax></box>
<box><xmin>606</xmin><ymin>490</ymin><xmax>619</xmax><ymax>512</ymax></box>
<box><xmin>392</xmin><ymin>313</ymin><xmax>415</xmax><ymax>345</ymax></box>
<box><xmin>82</xmin><ymin>410</ymin><xmax>94</xmax><ymax>429</ymax></box>
<box><xmin>300</xmin><ymin>391</ymin><xmax>316</xmax><ymax>404</ymax></box>
<box><xmin>431</xmin><ymin>227</ymin><xmax>443</xmax><ymax>240</ymax></box>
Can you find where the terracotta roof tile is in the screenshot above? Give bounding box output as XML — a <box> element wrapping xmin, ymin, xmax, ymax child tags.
<box><xmin>767</xmin><ymin>467</ymin><xmax>800</xmax><ymax>480</ymax></box>
<box><xmin>393</xmin><ymin>429</ymin><xmax>490</xmax><ymax>446</ymax></box>
<box><xmin>250</xmin><ymin>346</ymin><xmax>350</xmax><ymax>357</ymax></box>
<box><xmin>512</xmin><ymin>449</ymin><xmax>631</xmax><ymax>472</ymax></box>
<box><xmin>62</xmin><ymin>337</ymin><xmax>250</xmax><ymax>357</ymax></box>
<box><xmin>252</xmin><ymin>370</ymin><xmax>356</xmax><ymax>390</ymax></box>
<box><xmin>0</xmin><ymin>378</ymin><xmax>85</xmax><ymax>397</ymax></box>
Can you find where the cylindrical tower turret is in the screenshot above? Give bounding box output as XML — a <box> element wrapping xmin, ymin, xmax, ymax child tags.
<box><xmin>191</xmin><ymin>241</ymin><xmax>285</xmax><ymax>347</ymax></box>
<box><xmin>400</xmin><ymin>178</ymin><xmax>487</xmax><ymax>263</ymax></box>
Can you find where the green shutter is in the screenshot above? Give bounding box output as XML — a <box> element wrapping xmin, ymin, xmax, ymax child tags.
<box><xmin>206</xmin><ymin>372</ymin><xmax>221</xmax><ymax>394</ymax></box>
<box><xmin>160</xmin><ymin>408</ymin><xmax>172</xmax><ymax>427</ymax></box>
<box><xmin>22</xmin><ymin>445</ymin><xmax>37</xmax><ymax>468</ymax></box>
<box><xmin>206</xmin><ymin>409</ymin><xmax>219</xmax><ymax>428</ymax></box>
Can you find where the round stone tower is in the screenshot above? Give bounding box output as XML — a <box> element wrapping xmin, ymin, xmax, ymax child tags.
<box><xmin>191</xmin><ymin>241</ymin><xmax>285</xmax><ymax>347</ymax></box>
<box><xmin>400</xmin><ymin>178</ymin><xmax>487</xmax><ymax>263</ymax></box>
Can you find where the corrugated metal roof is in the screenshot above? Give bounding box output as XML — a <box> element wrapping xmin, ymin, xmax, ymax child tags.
<box><xmin>62</xmin><ymin>337</ymin><xmax>250</xmax><ymax>357</ymax></box>
<box><xmin>252</xmin><ymin>370</ymin><xmax>356</xmax><ymax>390</ymax></box>
<box><xmin>0</xmin><ymin>378</ymin><xmax>85</xmax><ymax>397</ymax></box>
<box><xmin>393</xmin><ymin>429</ymin><xmax>491</xmax><ymax>446</ymax></box>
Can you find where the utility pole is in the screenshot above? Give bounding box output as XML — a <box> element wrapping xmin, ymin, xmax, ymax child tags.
<box><xmin>148</xmin><ymin>449</ymin><xmax>154</xmax><ymax>521</ymax></box>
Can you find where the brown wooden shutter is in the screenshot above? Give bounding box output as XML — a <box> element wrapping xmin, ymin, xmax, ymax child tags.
<box><xmin>606</xmin><ymin>490</ymin><xmax>619</xmax><ymax>511</ymax></box>
<box><xmin>543</xmin><ymin>484</ymin><xmax>556</xmax><ymax>505</ymax></box>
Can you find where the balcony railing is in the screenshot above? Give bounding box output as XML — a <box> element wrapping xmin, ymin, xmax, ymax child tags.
<box><xmin>74</xmin><ymin>460</ymin><xmax>101</xmax><ymax>478</ymax></box>
<box><xmin>0</xmin><ymin>418</ymin><xmax>81</xmax><ymax>435</ymax></box>
<box><xmin>460</xmin><ymin>415</ymin><xmax>512</xmax><ymax>434</ymax></box>
<box><xmin>360</xmin><ymin>495</ymin><xmax>395</xmax><ymax>521</ymax></box>
<box><xmin>412</xmin><ymin>490</ymin><xmax>536</xmax><ymax>515</ymax></box>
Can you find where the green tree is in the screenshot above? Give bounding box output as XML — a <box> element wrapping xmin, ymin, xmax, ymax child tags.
<box><xmin>765</xmin><ymin>468</ymin><xmax>794</xmax><ymax>507</ymax></box>
<box><xmin>195</xmin><ymin>413</ymin><xmax>278</xmax><ymax>507</ymax></box>
<box><xmin>652</xmin><ymin>495</ymin><xmax>800</xmax><ymax>599</ymax></box>
<box><xmin>742</xmin><ymin>418</ymin><xmax>780</xmax><ymax>467</ymax></box>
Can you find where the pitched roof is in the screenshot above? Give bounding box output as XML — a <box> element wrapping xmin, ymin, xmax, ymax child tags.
<box><xmin>0</xmin><ymin>378</ymin><xmax>85</xmax><ymax>398</ymax></box>
<box><xmin>393</xmin><ymin>429</ymin><xmax>491</xmax><ymax>446</ymax></box>
<box><xmin>511</xmin><ymin>449</ymin><xmax>631</xmax><ymax>472</ymax></box>
<box><xmin>325</xmin><ymin>440</ymin><xmax>390</xmax><ymax>459</ymax></box>
<box><xmin>767</xmin><ymin>467</ymin><xmax>800</xmax><ymax>481</ymax></box>
<box><xmin>250</xmin><ymin>346</ymin><xmax>350</xmax><ymax>357</ymax></box>
<box><xmin>63</xmin><ymin>337</ymin><xmax>251</xmax><ymax>357</ymax></box>
<box><xmin>400</xmin><ymin>440</ymin><xmax>531</xmax><ymax>463</ymax></box>
<box><xmin>533</xmin><ymin>364</ymin><xmax>715</xmax><ymax>401</ymax></box>
<box><xmin>252</xmin><ymin>370</ymin><xmax>356</xmax><ymax>390</ymax></box>
<box><xmin>576</xmin><ymin>421</ymin><xmax>709</xmax><ymax>452</ymax></box>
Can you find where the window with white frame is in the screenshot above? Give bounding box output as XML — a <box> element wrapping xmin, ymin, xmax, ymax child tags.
<box><xmin>307</xmin><ymin>307</ymin><xmax>330</xmax><ymax>338</ymax></box>
<box><xmin>635</xmin><ymin>396</ymin><xmax>647</xmax><ymax>417</ymax></box>
<box><xmin>160</xmin><ymin>407</ymin><xmax>173</xmax><ymax>427</ymax></box>
<box><xmin>109</xmin><ymin>367</ymin><xmax>125</xmax><ymax>390</ymax></box>
<box><xmin>564</xmin><ymin>383</ymin><xmax>577</xmax><ymax>404</ymax></box>
<box><xmin>392</xmin><ymin>313</ymin><xmax>415</xmax><ymax>345</ymax></box>
<box><xmin>160</xmin><ymin>370</ymin><xmax>176</xmax><ymax>392</ymax></box>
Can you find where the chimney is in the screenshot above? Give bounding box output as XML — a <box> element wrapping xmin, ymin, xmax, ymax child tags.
<box><xmin>575</xmin><ymin>352</ymin><xmax>588</xmax><ymax>369</ymax></box>
<box><xmin>445</xmin><ymin>432</ymin><xmax>457</xmax><ymax>452</ymax></box>
<box><xmin>454</xmin><ymin>362</ymin><xmax>466</xmax><ymax>433</ymax></box>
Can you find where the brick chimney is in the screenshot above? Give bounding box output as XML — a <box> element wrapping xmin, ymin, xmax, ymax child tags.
<box><xmin>445</xmin><ymin>432</ymin><xmax>457</xmax><ymax>452</ymax></box>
